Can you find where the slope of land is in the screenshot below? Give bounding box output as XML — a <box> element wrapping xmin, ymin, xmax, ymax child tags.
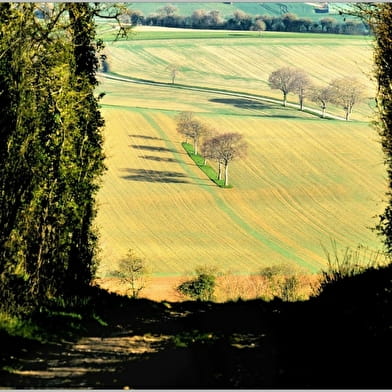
<box><xmin>94</xmin><ymin>28</ymin><xmax>386</xmax><ymax>285</ymax></box>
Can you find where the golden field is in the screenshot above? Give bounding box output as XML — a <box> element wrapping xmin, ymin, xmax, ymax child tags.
<box><xmin>94</xmin><ymin>28</ymin><xmax>387</xmax><ymax>292</ymax></box>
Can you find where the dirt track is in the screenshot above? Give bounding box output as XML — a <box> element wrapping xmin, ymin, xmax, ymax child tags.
<box><xmin>0</xmin><ymin>300</ymin><xmax>279</xmax><ymax>388</ymax></box>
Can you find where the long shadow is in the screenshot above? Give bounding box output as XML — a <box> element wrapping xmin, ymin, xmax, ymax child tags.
<box><xmin>130</xmin><ymin>145</ymin><xmax>176</xmax><ymax>153</ymax></box>
<box><xmin>120</xmin><ymin>168</ymin><xmax>190</xmax><ymax>184</ymax></box>
<box><xmin>129</xmin><ymin>134</ymin><xmax>166</xmax><ymax>141</ymax></box>
<box><xmin>140</xmin><ymin>155</ymin><xmax>177</xmax><ymax>163</ymax></box>
<box><xmin>210</xmin><ymin>97</ymin><xmax>275</xmax><ymax>110</ymax></box>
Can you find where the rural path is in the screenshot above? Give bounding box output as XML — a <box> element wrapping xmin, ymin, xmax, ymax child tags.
<box><xmin>0</xmin><ymin>300</ymin><xmax>281</xmax><ymax>388</ymax></box>
<box><xmin>98</xmin><ymin>72</ymin><xmax>347</xmax><ymax>121</ymax></box>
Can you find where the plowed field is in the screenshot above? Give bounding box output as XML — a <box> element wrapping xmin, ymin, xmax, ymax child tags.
<box><xmin>95</xmin><ymin>28</ymin><xmax>386</xmax><ymax>279</ymax></box>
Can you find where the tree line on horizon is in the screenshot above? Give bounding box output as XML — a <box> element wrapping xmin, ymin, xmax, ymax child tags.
<box><xmin>121</xmin><ymin>5</ymin><xmax>369</xmax><ymax>36</ymax></box>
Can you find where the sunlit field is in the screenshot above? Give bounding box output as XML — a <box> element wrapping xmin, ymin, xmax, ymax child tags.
<box><xmin>95</xmin><ymin>27</ymin><xmax>386</xmax><ymax>282</ymax></box>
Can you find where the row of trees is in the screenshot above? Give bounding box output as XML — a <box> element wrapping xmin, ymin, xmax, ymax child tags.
<box><xmin>268</xmin><ymin>67</ymin><xmax>365</xmax><ymax>120</ymax></box>
<box><xmin>123</xmin><ymin>5</ymin><xmax>368</xmax><ymax>36</ymax></box>
<box><xmin>0</xmin><ymin>3</ymin><xmax>119</xmax><ymax>313</ymax></box>
<box><xmin>176</xmin><ymin>112</ymin><xmax>247</xmax><ymax>186</ymax></box>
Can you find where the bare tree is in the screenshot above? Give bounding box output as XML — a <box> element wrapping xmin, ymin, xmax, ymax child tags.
<box><xmin>209</xmin><ymin>133</ymin><xmax>248</xmax><ymax>186</ymax></box>
<box><xmin>329</xmin><ymin>77</ymin><xmax>365</xmax><ymax>121</ymax></box>
<box><xmin>166</xmin><ymin>63</ymin><xmax>180</xmax><ymax>84</ymax></box>
<box><xmin>199</xmin><ymin>126</ymin><xmax>218</xmax><ymax>164</ymax></box>
<box><xmin>189</xmin><ymin>120</ymin><xmax>211</xmax><ymax>156</ymax></box>
<box><xmin>292</xmin><ymin>69</ymin><xmax>312</xmax><ymax>110</ymax></box>
<box><xmin>268</xmin><ymin>67</ymin><xmax>303</xmax><ymax>107</ymax></box>
<box><xmin>176</xmin><ymin>111</ymin><xmax>209</xmax><ymax>155</ymax></box>
<box><xmin>176</xmin><ymin>111</ymin><xmax>195</xmax><ymax>144</ymax></box>
<box><xmin>310</xmin><ymin>85</ymin><xmax>335</xmax><ymax>118</ymax></box>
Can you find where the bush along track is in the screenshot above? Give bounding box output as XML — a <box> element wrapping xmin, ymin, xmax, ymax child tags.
<box><xmin>182</xmin><ymin>142</ymin><xmax>232</xmax><ymax>188</ymax></box>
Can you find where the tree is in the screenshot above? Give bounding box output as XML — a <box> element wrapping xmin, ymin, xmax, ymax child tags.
<box><xmin>252</xmin><ymin>19</ymin><xmax>266</xmax><ymax>36</ymax></box>
<box><xmin>320</xmin><ymin>17</ymin><xmax>337</xmax><ymax>33</ymax></box>
<box><xmin>200</xmin><ymin>127</ymin><xmax>218</xmax><ymax>165</ymax></box>
<box><xmin>166</xmin><ymin>63</ymin><xmax>180</xmax><ymax>84</ymax></box>
<box><xmin>176</xmin><ymin>111</ymin><xmax>194</xmax><ymax>144</ymax></box>
<box><xmin>355</xmin><ymin>4</ymin><xmax>392</xmax><ymax>252</ymax></box>
<box><xmin>176</xmin><ymin>112</ymin><xmax>210</xmax><ymax>155</ymax></box>
<box><xmin>177</xmin><ymin>265</ymin><xmax>218</xmax><ymax>301</ymax></box>
<box><xmin>329</xmin><ymin>77</ymin><xmax>364</xmax><ymax>120</ymax></box>
<box><xmin>292</xmin><ymin>69</ymin><xmax>311</xmax><ymax>110</ymax></box>
<box><xmin>209</xmin><ymin>133</ymin><xmax>248</xmax><ymax>187</ymax></box>
<box><xmin>0</xmin><ymin>2</ymin><xmax>112</xmax><ymax>310</ymax></box>
<box><xmin>310</xmin><ymin>85</ymin><xmax>336</xmax><ymax>118</ymax></box>
<box><xmin>268</xmin><ymin>67</ymin><xmax>303</xmax><ymax>107</ymax></box>
<box><xmin>115</xmin><ymin>249</ymin><xmax>150</xmax><ymax>299</ymax></box>
<box><xmin>259</xmin><ymin>263</ymin><xmax>302</xmax><ymax>301</ymax></box>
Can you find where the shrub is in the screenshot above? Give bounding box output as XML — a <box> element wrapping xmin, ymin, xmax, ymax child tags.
<box><xmin>259</xmin><ymin>263</ymin><xmax>303</xmax><ymax>302</ymax></box>
<box><xmin>177</xmin><ymin>265</ymin><xmax>218</xmax><ymax>301</ymax></box>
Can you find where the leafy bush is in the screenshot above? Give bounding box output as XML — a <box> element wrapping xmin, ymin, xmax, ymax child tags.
<box><xmin>177</xmin><ymin>266</ymin><xmax>218</xmax><ymax>301</ymax></box>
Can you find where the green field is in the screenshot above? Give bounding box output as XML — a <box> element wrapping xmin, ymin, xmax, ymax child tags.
<box><xmin>95</xmin><ymin>27</ymin><xmax>386</xmax><ymax>277</ymax></box>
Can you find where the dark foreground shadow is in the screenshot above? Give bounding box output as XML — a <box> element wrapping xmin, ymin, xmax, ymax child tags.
<box><xmin>1</xmin><ymin>263</ymin><xmax>391</xmax><ymax>389</ymax></box>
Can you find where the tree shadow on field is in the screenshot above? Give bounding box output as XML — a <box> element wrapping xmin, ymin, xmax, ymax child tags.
<box><xmin>209</xmin><ymin>98</ymin><xmax>303</xmax><ymax>119</ymax></box>
<box><xmin>130</xmin><ymin>145</ymin><xmax>176</xmax><ymax>153</ymax></box>
<box><xmin>129</xmin><ymin>134</ymin><xmax>167</xmax><ymax>141</ymax></box>
<box><xmin>120</xmin><ymin>168</ymin><xmax>191</xmax><ymax>184</ymax></box>
<box><xmin>140</xmin><ymin>155</ymin><xmax>177</xmax><ymax>163</ymax></box>
<box><xmin>211</xmin><ymin>98</ymin><xmax>271</xmax><ymax>110</ymax></box>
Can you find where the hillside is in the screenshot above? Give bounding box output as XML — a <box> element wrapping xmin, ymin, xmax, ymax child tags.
<box><xmin>94</xmin><ymin>28</ymin><xmax>386</xmax><ymax>284</ymax></box>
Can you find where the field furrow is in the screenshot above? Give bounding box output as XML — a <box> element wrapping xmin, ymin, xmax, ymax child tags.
<box><xmin>95</xmin><ymin>29</ymin><xmax>386</xmax><ymax>279</ymax></box>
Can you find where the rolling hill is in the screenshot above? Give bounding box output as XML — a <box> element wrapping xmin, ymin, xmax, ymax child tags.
<box><xmin>94</xmin><ymin>27</ymin><xmax>386</xmax><ymax>279</ymax></box>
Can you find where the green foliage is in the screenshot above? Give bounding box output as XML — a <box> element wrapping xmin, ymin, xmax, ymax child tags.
<box><xmin>0</xmin><ymin>3</ymin><xmax>106</xmax><ymax>313</ymax></box>
<box><xmin>182</xmin><ymin>142</ymin><xmax>231</xmax><ymax>188</ymax></box>
<box><xmin>177</xmin><ymin>265</ymin><xmax>218</xmax><ymax>301</ymax></box>
<box><xmin>364</xmin><ymin>4</ymin><xmax>392</xmax><ymax>254</ymax></box>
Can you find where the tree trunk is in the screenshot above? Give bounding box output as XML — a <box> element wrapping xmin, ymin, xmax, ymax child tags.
<box><xmin>283</xmin><ymin>92</ymin><xmax>287</xmax><ymax>107</ymax></box>
<box><xmin>299</xmin><ymin>96</ymin><xmax>304</xmax><ymax>110</ymax></box>
<box><xmin>321</xmin><ymin>105</ymin><xmax>326</xmax><ymax>118</ymax></box>
<box><xmin>224</xmin><ymin>162</ymin><xmax>229</xmax><ymax>186</ymax></box>
<box><xmin>218</xmin><ymin>161</ymin><xmax>222</xmax><ymax>180</ymax></box>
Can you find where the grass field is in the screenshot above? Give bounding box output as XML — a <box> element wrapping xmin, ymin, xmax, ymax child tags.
<box><xmin>95</xmin><ymin>27</ymin><xmax>387</xmax><ymax>281</ymax></box>
<box><xmin>100</xmin><ymin>28</ymin><xmax>374</xmax><ymax>121</ymax></box>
